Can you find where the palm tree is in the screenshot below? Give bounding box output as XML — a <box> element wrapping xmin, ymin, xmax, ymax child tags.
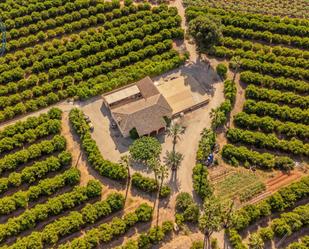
<box><xmin>231</xmin><ymin>56</ymin><xmax>242</xmax><ymax>82</ymax></box>
<box><xmin>166</xmin><ymin>122</ymin><xmax>185</xmax><ymax>153</ymax></box>
<box><xmin>164</xmin><ymin>150</ymin><xmax>184</xmax><ymax>172</ymax></box>
<box><xmin>147</xmin><ymin>157</ymin><xmax>160</xmax><ymax>187</ymax></box>
<box><xmin>120</xmin><ymin>155</ymin><xmax>131</xmax><ymax>180</ymax></box>
<box><xmin>156</xmin><ymin>164</ymin><xmax>169</xmax><ymax>228</ymax></box>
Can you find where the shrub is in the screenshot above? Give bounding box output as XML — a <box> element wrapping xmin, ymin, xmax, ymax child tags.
<box><xmin>183</xmin><ymin>203</ymin><xmax>200</xmax><ymax>223</ymax></box>
<box><xmin>216</xmin><ymin>63</ymin><xmax>228</xmax><ymax>79</ymax></box>
<box><xmin>135</xmin><ymin>203</ymin><xmax>153</xmax><ymax>222</ymax></box>
<box><xmin>191</xmin><ymin>241</ymin><xmax>203</xmax><ymax>249</ymax></box>
<box><xmin>176</xmin><ymin>192</ymin><xmax>194</xmax><ymax>211</ymax></box>
<box><xmin>159</xmin><ymin>185</ymin><xmax>171</xmax><ymax>198</ymax></box>
<box><xmin>193</xmin><ymin>163</ymin><xmax>213</xmax><ymax>200</ymax></box>
<box><xmin>131</xmin><ymin>172</ymin><xmax>158</xmax><ymax>193</ymax></box>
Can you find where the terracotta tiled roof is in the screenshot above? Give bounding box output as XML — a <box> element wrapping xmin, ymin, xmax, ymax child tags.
<box><xmin>109</xmin><ymin>77</ymin><xmax>172</xmax><ymax>136</ymax></box>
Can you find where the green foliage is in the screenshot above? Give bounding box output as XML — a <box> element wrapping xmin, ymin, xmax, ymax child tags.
<box><xmin>222</xmin><ymin>144</ymin><xmax>294</xmax><ymax>170</ymax></box>
<box><xmin>190</xmin><ymin>241</ymin><xmax>203</xmax><ymax>249</ymax></box>
<box><xmin>231</xmin><ymin>176</ymin><xmax>309</xmax><ymax>232</ymax></box>
<box><xmin>210</xmin><ymin>79</ymin><xmax>236</xmax><ymax>129</ymax></box>
<box><xmin>58</xmin><ymin>203</ymin><xmax>152</xmax><ymax>249</ymax></box>
<box><xmin>188</xmin><ymin>14</ymin><xmax>222</xmax><ymax>48</ymax></box>
<box><xmin>159</xmin><ymin>185</ymin><xmax>171</xmax><ymax>198</ymax></box>
<box><xmin>134</xmin><ymin>203</ymin><xmax>153</xmax><ymax>222</ymax></box>
<box><xmin>69</xmin><ymin>108</ymin><xmax>128</xmax><ymax>180</ymax></box>
<box><xmin>176</xmin><ymin>192</ymin><xmax>194</xmax><ymax>211</ymax></box>
<box><xmin>129</xmin><ymin>136</ymin><xmax>162</xmax><ymax>162</ymax></box>
<box><xmin>0</xmin><ymin>151</ymin><xmax>71</xmax><ymax>195</ymax></box>
<box><xmin>0</xmin><ymin>179</ymin><xmax>101</xmax><ymax>242</ymax></box>
<box><xmin>0</xmin><ymin>168</ymin><xmax>80</xmax><ymax>216</ymax></box>
<box><xmin>196</xmin><ymin>128</ymin><xmax>216</xmax><ymax>162</ymax></box>
<box><xmin>175</xmin><ymin>192</ymin><xmax>199</xmax><ymax>223</ymax></box>
<box><xmin>129</xmin><ymin>127</ymin><xmax>139</xmax><ymax>140</ymax></box>
<box><xmin>131</xmin><ymin>172</ymin><xmax>158</xmax><ymax>193</ymax></box>
<box><xmin>0</xmin><ymin>134</ymin><xmax>66</xmax><ymax>176</ymax></box>
<box><xmin>227</xmin><ymin>128</ymin><xmax>309</xmax><ymax>158</ymax></box>
<box><xmin>11</xmin><ymin>192</ymin><xmax>125</xmax><ymax>249</ymax></box>
<box><xmin>0</xmin><ymin>4</ymin><xmax>184</xmax><ymax>122</ymax></box>
<box><xmin>192</xmin><ymin>163</ymin><xmax>213</xmax><ymax>200</ymax></box>
<box><xmin>216</xmin><ymin>63</ymin><xmax>228</xmax><ymax>79</ymax></box>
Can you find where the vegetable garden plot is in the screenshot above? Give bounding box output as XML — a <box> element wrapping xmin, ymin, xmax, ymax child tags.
<box><xmin>186</xmin><ymin>6</ymin><xmax>309</xmax><ymax>170</ymax></box>
<box><xmin>0</xmin><ymin>1</ymin><xmax>184</xmax><ymax>123</ymax></box>
<box><xmin>227</xmin><ymin>176</ymin><xmax>309</xmax><ymax>248</ymax></box>
<box><xmin>214</xmin><ymin>171</ymin><xmax>266</xmax><ymax>203</ymax></box>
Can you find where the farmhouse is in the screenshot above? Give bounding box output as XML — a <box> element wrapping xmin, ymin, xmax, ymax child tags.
<box><xmin>103</xmin><ymin>77</ymin><xmax>172</xmax><ymax>137</ymax></box>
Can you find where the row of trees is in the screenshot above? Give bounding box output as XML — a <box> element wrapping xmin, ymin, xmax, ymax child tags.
<box><xmin>175</xmin><ymin>192</ymin><xmax>200</xmax><ymax>224</ymax></box>
<box><xmin>222</xmin><ymin>25</ymin><xmax>309</xmax><ymax>49</ymax></box>
<box><xmin>0</xmin><ymin>8</ymin><xmax>160</xmax><ymax>72</ymax></box>
<box><xmin>240</xmin><ymin>58</ymin><xmax>309</xmax><ymax>81</ymax></box>
<box><xmin>247</xmin><ymin>204</ymin><xmax>309</xmax><ymax>248</ymax></box>
<box><xmin>244</xmin><ymin>100</ymin><xmax>309</xmax><ymax>125</ymax></box>
<box><xmin>0</xmin><ymin>151</ymin><xmax>71</xmax><ymax>195</ymax></box>
<box><xmin>185</xmin><ymin>6</ymin><xmax>309</xmax><ymax>49</ymax></box>
<box><xmin>131</xmin><ymin>172</ymin><xmax>171</xmax><ymax>198</ymax></box>
<box><xmin>0</xmin><ymin>4</ymin><xmax>178</xmax><ymax>68</ymax></box>
<box><xmin>234</xmin><ymin>112</ymin><xmax>309</xmax><ymax>141</ymax></box>
<box><xmin>0</xmin><ymin>107</ymin><xmax>62</xmax><ymax>139</ymax></box>
<box><xmin>211</xmin><ymin>45</ymin><xmax>309</xmax><ymax>70</ymax></box>
<box><xmin>232</xmin><ymin>175</ymin><xmax>309</xmax><ymax>231</ymax></box>
<box><xmin>227</xmin><ymin>128</ymin><xmax>309</xmax><ymax>157</ymax></box>
<box><xmin>1</xmin><ymin>20</ymin><xmax>180</xmax><ymax>84</ymax></box>
<box><xmin>193</xmin><ymin>128</ymin><xmax>215</xmax><ymax>200</ymax></box>
<box><xmin>58</xmin><ymin>203</ymin><xmax>153</xmax><ymax>249</ymax></box>
<box><xmin>185</xmin><ymin>5</ymin><xmax>309</xmax><ymax>28</ymax></box>
<box><xmin>8</xmin><ymin>192</ymin><xmax>125</xmax><ymax>248</ymax></box>
<box><xmin>288</xmin><ymin>236</ymin><xmax>309</xmax><ymax>249</ymax></box>
<box><xmin>240</xmin><ymin>71</ymin><xmax>309</xmax><ymax>94</ymax></box>
<box><xmin>0</xmin><ymin>14</ymin><xmax>181</xmax><ymax>93</ymax></box>
<box><xmin>0</xmin><ymin>119</ymin><xmax>61</xmax><ymax>153</ymax></box>
<box><xmin>210</xmin><ymin>79</ymin><xmax>236</xmax><ymax>130</ymax></box>
<box><xmin>0</xmin><ymin>37</ymin><xmax>176</xmax><ymax>105</ymax></box>
<box><xmin>219</xmin><ymin>37</ymin><xmax>309</xmax><ymax>59</ymax></box>
<box><xmin>220</xmin><ymin>15</ymin><xmax>309</xmax><ymax>37</ymax></box>
<box><xmin>69</xmin><ymin>108</ymin><xmax>128</xmax><ymax>180</ymax></box>
<box><xmin>5</xmin><ymin>3</ymin><xmax>175</xmax><ymax>52</ymax></box>
<box><xmin>0</xmin><ymin>179</ymin><xmax>101</xmax><ymax>242</ymax></box>
<box><xmin>0</xmin><ymin>134</ymin><xmax>67</xmax><ymax>175</ymax></box>
<box><xmin>115</xmin><ymin>220</ymin><xmax>174</xmax><ymax>249</ymax></box>
<box><xmin>4</xmin><ymin>0</ymin><xmax>104</xmax><ymax>31</ymax></box>
<box><xmin>227</xmin><ymin>176</ymin><xmax>309</xmax><ymax>248</ymax></box>
<box><xmin>0</xmin><ymin>168</ymin><xmax>80</xmax><ymax>216</ymax></box>
<box><xmin>245</xmin><ymin>84</ymin><xmax>309</xmax><ymax>109</ymax></box>
<box><xmin>1</xmin><ymin>0</ymin><xmax>105</xmax><ymax>21</ymax></box>
<box><xmin>0</xmin><ymin>51</ymin><xmax>183</xmax><ymax>122</ymax></box>
<box><xmin>222</xmin><ymin>144</ymin><xmax>294</xmax><ymax>170</ymax></box>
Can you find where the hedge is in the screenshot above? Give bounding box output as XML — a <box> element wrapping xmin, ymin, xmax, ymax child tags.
<box><xmin>7</xmin><ymin>192</ymin><xmax>125</xmax><ymax>248</ymax></box>
<box><xmin>115</xmin><ymin>220</ymin><xmax>173</xmax><ymax>249</ymax></box>
<box><xmin>240</xmin><ymin>71</ymin><xmax>309</xmax><ymax>94</ymax></box>
<box><xmin>58</xmin><ymin>203</ymin><xmax>153</xmax><ymax>249</ymax></box>
<box><xmin>221</xmin><ymin>144</ymin><xmax>294</xmax><ymax>170</ymax></box>
<box><xmin>0</xmin><ymin>179</ymin><xmax>101</xmax><ymax>242</ymax></box>
<box><xmin>243</xmin><ymin>100</ymin><xmax>309</xmax><ymax>125</ymax></box>
<box><xmin>69</xmin><ymin>108</ymin><xmax>128</xmax><ymax>180</ymax></box>
<box><xmin>131</xmin><ymin>172</ymin><xmax>171</xmax><ymax>198</ymax></box>
<box><xmin>0</xmin><ymin>151</ymin><xmax>72</xmax><ymax>195</ymax></box>
<box><xmin>227</xmin><ymin>128</ymin><xmax>309</xmax><ymax>157</ymax></box>
<box><xmin>0</xmin><ymin>135</ymin><xmax>67</xmax><ymax>176</ymax></box>
<box><xmin>234</xmin><ymin>112</ymin><xmax>309</xmax><ymax>141</ymax></box>
<box><xmin>0</xmin><ymin>168</ymin><xmax>80</xmax><ymax>216</ymax></box>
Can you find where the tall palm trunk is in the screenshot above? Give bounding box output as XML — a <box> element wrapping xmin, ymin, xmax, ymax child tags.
<box><xmin>232</xmin><ymin>67</ymin><xmax>238</xmax><ymax>83</ymax></box>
